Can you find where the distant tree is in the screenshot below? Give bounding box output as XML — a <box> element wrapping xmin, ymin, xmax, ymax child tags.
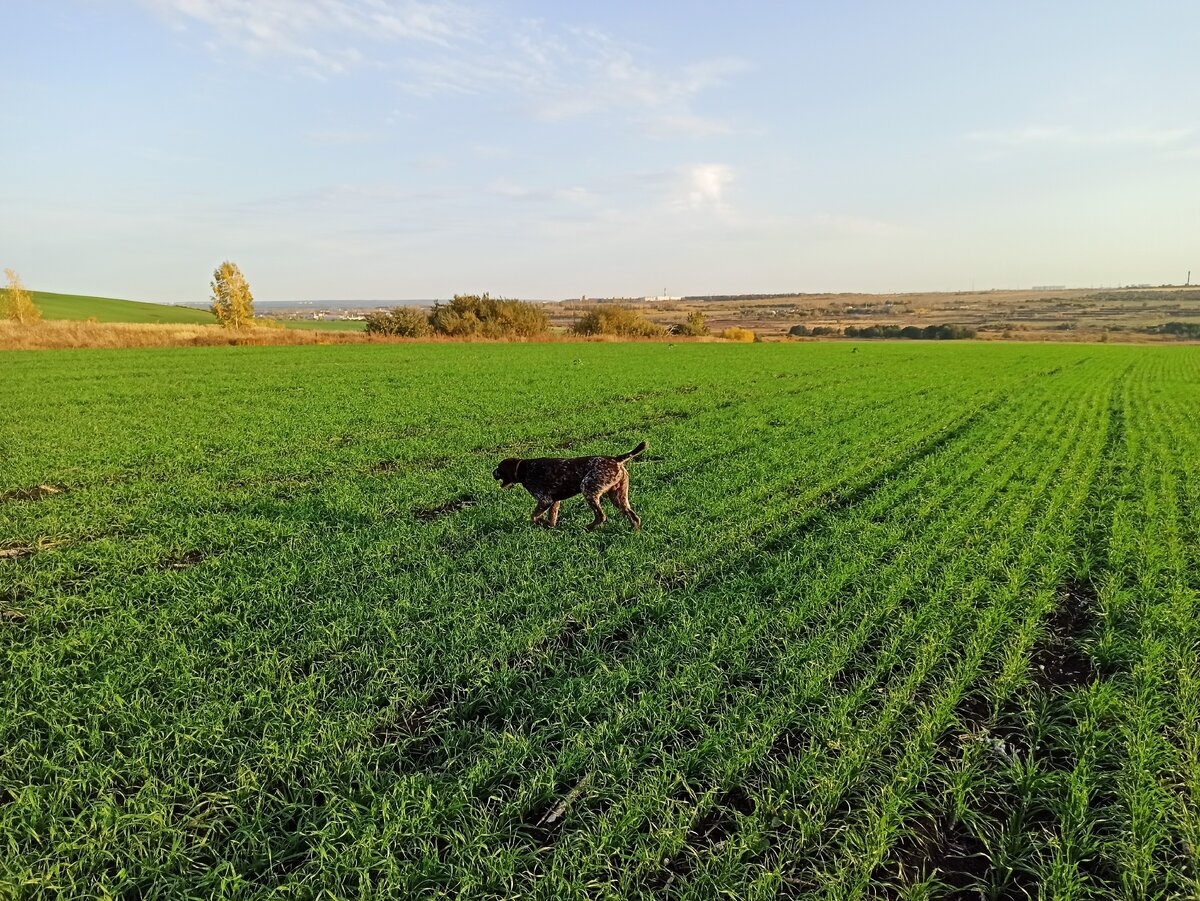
<box><xmin>365</xmin><ymin>307</ymin><xmax>432</xmax><ymax>337</ymax></box>
<box><xmin>570</xmin><ymin>304</ymin><xmax>666</xmax><ymax>337</ymax></box>
<box><xmin>787</xmin><ymin>324</ymin><xmax>810</xmax><ymax>337</ymax></box>
<box><xmin>2</xmin><ymin>269</ymin><xmax>41</xmax><ymax>324</ymax></box>
<box><xmin>428</xmin><ymin>294</ymin><xmax>548</xmax><ymax>338</ymax></box>
<box><xmin>210</xmin><ymin>261</ymin><xmax>255</xmax><ymax>330</ymax></box>
<box><xmin>671</xmin><ymin>310</ymin><xmax>710</xmax><ymax>337</ymax></box>
<box><xmin>845</xmin><ymin>322</ymin><xmax>975</xmax><ymax>340</ymax></box>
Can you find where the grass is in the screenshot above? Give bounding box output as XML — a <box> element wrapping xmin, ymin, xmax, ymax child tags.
<box><xmin>0</xmin><ymin>319</ymin><xmax>373</xmax><ymax>350</ymax></box>
<box><xmin>26</xmin><ymin>290</ymin><xmax>217</xmax><ymax>324</ymax></box>
<box><xmin>1</xmin><ymin>342</ymin><xmax>1197</xmax><ymax>899</ymax></box>
<box><xmin>12</xmin><ymin>290</ymin><xmax>366</xmax><ymax>332</ymax></box>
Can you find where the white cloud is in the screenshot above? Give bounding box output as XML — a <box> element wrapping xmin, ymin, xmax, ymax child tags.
<box><xmin>679</xmin><ymin>163</ymin><xmax>733</xmax><ymax>211</ymax></box>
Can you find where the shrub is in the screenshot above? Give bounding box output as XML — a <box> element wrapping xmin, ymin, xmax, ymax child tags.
<box><xmin>571</xmin><ymin>304</ymin><xmax>666</xmax><ymax>338</ymax></box>
<box><xmin>810</xmin><ymin>326</ymin><xmax>841</xmax><ymax>336</ymax></box>
<box><xmin>788</xmin><ymin>324</ymin><xmax>810</xmax><ymax>337</ymax></box>
<box><xmin>2</xmin><ymin>269</ymin><xmax>41</xmax><ymax>324</ymax></box>
<box><xmin>719</xmin><ymin>327</ymin><xmax>756</xmax><ymax>342</ymax></box>
<box><xmin>1159</xmin><ymin>321</ymin><xmax>1200</xmax><ymax>339</ymax></box>
<box><xmin>365</xmin><ymin>307</ymin><xmax>432</xmax><ymax>337</ymax></box>
<box><xmin>671</xmin><ymin>311</ymin><xmax>710</xmax><ymax>337</ymax></box>
<box><xmin>429</xmin><ymin>294</ymin><xmax>548</xmax><ymax>338</ymax></box>
<box><xmin>845</xmin><ymin>323</ymin><xmax>975</xmax><ymax>340</ymax></box>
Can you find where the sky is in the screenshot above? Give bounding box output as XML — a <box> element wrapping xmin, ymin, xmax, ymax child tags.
<box><xmin>5</xmin><ymin>1</ymin><xmax>1200</xmax><ymax>303</ymax></box>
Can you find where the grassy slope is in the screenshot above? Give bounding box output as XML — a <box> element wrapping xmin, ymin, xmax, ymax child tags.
<box><xmin>28</xmin><ymin>291</ymin><xmax>216</xmax><ymax>324</ymax></box>
<box><xmin>26</xmin><ymin>291</ymin><xmax>365</xmax><ymax>330</ymax></box>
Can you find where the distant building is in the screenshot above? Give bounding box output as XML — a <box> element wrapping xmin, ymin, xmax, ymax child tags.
<box><xmin>1032</xmin><ymin>285</ymin><xmax>1066</xmax><ymax>291</ymax></box>
<box><xmin>644</xmin><ymin>295</ymin><xmax>682</xmax><ymax>302</ymax></box>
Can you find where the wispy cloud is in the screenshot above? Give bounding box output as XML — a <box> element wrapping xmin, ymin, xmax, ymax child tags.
<box><xmin>142</xmin><ymin>0</ymin><xmax>478</xmax><ymax>75</ymax></box>
<box><xmin>142</xmin><ymin>1</ymin><xmax>745</xmax><ymax>135</ymax></box>
<box><xmin>400</xmin><ymin>25</ymin><xmax>746</xmax><ymax>136</ymax></box>
<box><xmin>967</xmin><ymin>124</ymin><xmax>1195</xmax><ymax>149</ymax></box>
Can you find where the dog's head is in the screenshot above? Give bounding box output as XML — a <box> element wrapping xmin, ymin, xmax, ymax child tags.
<box><xmin>493</xmin><ymin>458</ymin><xmax>520</xmax><ymax>490</ymax></box>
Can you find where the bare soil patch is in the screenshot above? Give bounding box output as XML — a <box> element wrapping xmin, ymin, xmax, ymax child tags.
<box><xmin>1033</xmin><ymin>580</ymin><xmax>1097</xmax><ymax>690</ymax></box>
<box><xmin>1</xmin><ymin>484</ymin><xmax>65</xmax><ymax>503</ymax></box>
<box><xmin>161</xmin><ymin>551</ymin><xmax>206</xmax><ymax>570</ymax></box>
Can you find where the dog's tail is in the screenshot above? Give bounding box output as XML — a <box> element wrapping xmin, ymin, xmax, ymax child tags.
<box><xmin>617</xmin><ymin>440</ymin><xmax>648</xmax><ymax>462</ymax></box>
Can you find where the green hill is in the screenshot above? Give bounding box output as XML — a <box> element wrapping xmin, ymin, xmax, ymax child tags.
<box><xmin>27</xmin><ymin>291</ymin><xmax>216</xmax><ymax>324</ymax></box>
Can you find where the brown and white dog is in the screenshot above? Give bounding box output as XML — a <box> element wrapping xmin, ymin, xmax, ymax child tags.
<box><xmin>493</xmin><ymin>441</ymin><xmax>647</xmax><ymax>529</ymax></box>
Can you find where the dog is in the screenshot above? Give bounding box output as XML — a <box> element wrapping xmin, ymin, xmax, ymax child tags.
<box><xmin>493</xmin><ymin>441</ymin><xmax>647</xmax><ymax>530</ymax></box>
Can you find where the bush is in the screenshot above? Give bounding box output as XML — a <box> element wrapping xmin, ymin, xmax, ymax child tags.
<box><xmin>429</xmin><ymin>294</ymin><xmax>548</xmax><ymax>338</ymax></box>
<box><xmin>365</xmin><ymin>307</ymin><xmax>432</xmax><ymax>337</ymax></box>
<box><xmin>844</xmin><ymin>323</ymin><xmax>975</xmax><ymax>340</ymax></box>
<box><xmin>2</xmin><ymin>269</ymin><xmax>41</xmax><ymax>324</ymax></box>
<box><xmin>571</xmin><ymin>304</ymin><xmax>666</xmax><ymax>337</ymax></box>
<box><xmin>788</xmin><ymin>324</ymin><xmax>810</xmax><ymax>337</ymax></box>
<box><xmin>1159</xmin><ymin>321</ymin><xmax>1200</xmax><ymax>339</ymax></box>
<box><xmin>671</xmin><ymin>311</ymin><xmax>710</xmax><ymax>337</ymax></box>
<box><xmin>719</xmin><ymin>327</ymin><xmax>756</xmax><ymax>342</ymax></box>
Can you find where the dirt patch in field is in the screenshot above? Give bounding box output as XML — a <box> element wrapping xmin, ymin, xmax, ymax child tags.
<box><xmin>1033</xmin><ymin>579</ymin><xmax>1097</xmax><ymax>690</ymax></box>
<box><xmin>519</xmin><ymin>773</ymin><xmax>594</xmax><ymax>846</ymax></box>
<box><xmin>693</xmin><ymin>788</ymin><xmax>755</xmax><ymax>845</ymax></box>
<box><xmin>368</xmin><ymin>692</ymin><xmax>453</xmax><ymax>770</ymax></box>
<box><xmin>525</xmin><ymin>618</ymin><xmax>590</xmax><ymax>658</ymax></box>
<box><xmin>0</xmin><ymin>545</ymin><xmax>39</xmax><ymax>560</ymax></box>
<box><xmin>872</xmin><ymin>814</ymin><xmax>997</xmax><ymax>896</ymax></box>
<box><xmin>649</xmin><ymin>786</ymin><xmax>758</xmax><ymax>887</ymax></box>
<box><xmin>412</xmin><ymin>495</ymin><xmax>476</xmax><ymax>521</ymax></box>
<box><xmin>160</xmin><ymin>551</ymin><xmax>206</xmax><ymax>570</ymax></box>
<box><xmin>766</xmin><ymin>726</ymin><xmax>808</xmax><ymax>762</ymax></box>
<box><xmin>1</xmin><ymin>484</ymin><xmax>65</xmax><ymax>503</ymax></box>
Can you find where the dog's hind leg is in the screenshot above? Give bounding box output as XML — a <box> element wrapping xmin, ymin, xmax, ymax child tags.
<box><xmin>608</xmin><ymin>475</ymin><xmax>641</xmax><ymax>530</ymax></box>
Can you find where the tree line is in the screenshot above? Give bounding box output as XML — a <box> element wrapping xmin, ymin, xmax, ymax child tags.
<box><xmin>790</xmin><ymin>323</ymin><xmax>977</xmax><ymax>340</ymax></box>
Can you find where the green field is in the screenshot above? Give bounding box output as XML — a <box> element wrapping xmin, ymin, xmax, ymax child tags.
<box><xmin>2</xmin><ymin>343</ymin><xmax>1198</xmax><ymax>899</ymax></box>
<box><xmin>21</xmin><ymin>291</ymin><xmax>367</xmax><ymax>331</ymax></box>
<box><xmin>27</xmin><ymin>290</ymin><xmax>217</xmax><ymax>324</ymax></box>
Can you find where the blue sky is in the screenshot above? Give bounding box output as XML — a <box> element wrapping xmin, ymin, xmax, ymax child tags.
<box><xmin>5</xmin><ymin>1</ymin><xmax>1200</xmax><ymax>303</ymax></box>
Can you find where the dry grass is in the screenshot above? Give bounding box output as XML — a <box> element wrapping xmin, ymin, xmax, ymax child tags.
<box><xmin>0</xmin><ymin>320</ymin><xmax>377</xmax><ymax>350</ymax></box>
<box><xmin>0</xmin><ymin>320</ymin><xmax>744</xmax><ymax>351</ymax></box>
